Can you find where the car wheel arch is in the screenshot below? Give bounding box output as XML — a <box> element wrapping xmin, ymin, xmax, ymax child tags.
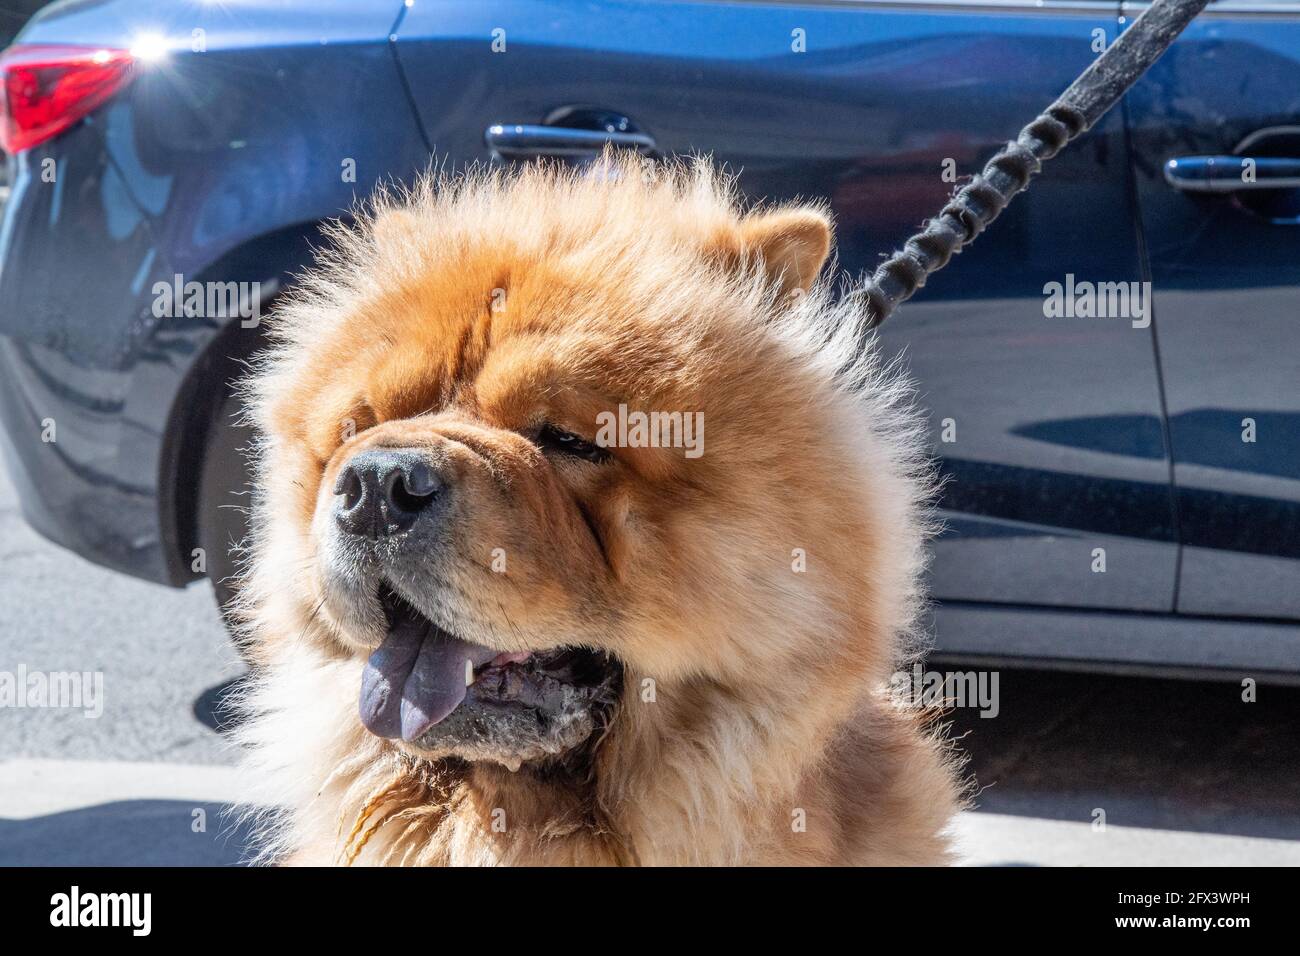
<box><xmin>155</xmin><ymin>220</ymin><xmax>330</xmax><ymax>591</ymax></box>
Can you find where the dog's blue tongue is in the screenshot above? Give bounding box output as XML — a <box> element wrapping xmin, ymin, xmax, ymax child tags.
<box><xmin>359</xmin><ymin>611</ymin><xmax>497</xmax><ymax>741</ymax></box>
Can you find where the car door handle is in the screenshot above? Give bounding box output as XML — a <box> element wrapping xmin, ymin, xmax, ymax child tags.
<box><xmin>484</xmin><ymin>124</ymin><xmax>656</xmax><ymax>161</ymax></box>
<box><xmin>1163</xmin><ymin>155</ymin><xmax>1300</xmax><ymax>193</ymax></box>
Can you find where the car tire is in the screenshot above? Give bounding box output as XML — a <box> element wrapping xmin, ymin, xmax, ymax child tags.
<box><xmin>197</xmin><ymin>384</ymin><xmax>256</xmax><ymax>649</ymax></box>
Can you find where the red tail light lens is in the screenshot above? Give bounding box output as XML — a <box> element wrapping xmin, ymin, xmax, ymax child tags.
<box><xmin>0</xmin><ymin>45</ymin><xmax>135</xmax><ymax>154</ymax></box>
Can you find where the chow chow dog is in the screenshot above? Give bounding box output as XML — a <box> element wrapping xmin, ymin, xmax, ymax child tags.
<box><xmin>234</xmin><ymin>152</ymin><xmax>962</xmax><ymax>865</ymax></box>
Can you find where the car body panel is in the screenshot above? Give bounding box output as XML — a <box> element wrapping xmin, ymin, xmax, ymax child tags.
<box><xmin>931</xmin><ymin>601</ymin><xmax>1300</xmax><ymax>682</ymax></box>
<box><xmin>0</xmin><ymin>0</ymin><xmax>423</xmax><ymax>583</ymax></box>
<box><xmin>394</xmin><ymin>0</ymin><xmax>1180</xmax><ymax>611</ymax></box>
<box><xmin>1123</xmin><ymin>0</ymin><xmax>1300</xmax><ymax>619</ymax></box>
<box><xmin>0</xmin><ymin>0</ymin><xmax>1293</xmax><ymax>680</ymax></box>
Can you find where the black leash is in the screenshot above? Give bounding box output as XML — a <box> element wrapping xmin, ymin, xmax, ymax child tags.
<box><xmin>849</xmin><ymin>0</ymin><xmax>1212</xmax><ymax>328</ymax></box>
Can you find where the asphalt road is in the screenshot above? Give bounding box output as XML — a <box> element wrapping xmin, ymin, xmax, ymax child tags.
<box><xmin>2</xmin><ymin>455</ymin><xmax>1298</xmax><ymax>866</ymax></box>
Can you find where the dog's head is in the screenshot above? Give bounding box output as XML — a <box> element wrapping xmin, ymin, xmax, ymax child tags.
<box><xmin>241</xmin><ymin>155</ymin><xmax>932</xmax><ymax>852</ymax></box>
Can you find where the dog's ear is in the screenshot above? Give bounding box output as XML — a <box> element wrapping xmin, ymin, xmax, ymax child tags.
<box><xmin>736</xmin><ymin>208</ymin><xmax>833</xmax><ymax>299</ymax></box>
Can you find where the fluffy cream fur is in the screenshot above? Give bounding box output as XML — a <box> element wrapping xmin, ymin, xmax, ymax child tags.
<box><xmin>232</xmin><ymin>153</ymin><xmax>964</xmax><ymax>865</ymax></box>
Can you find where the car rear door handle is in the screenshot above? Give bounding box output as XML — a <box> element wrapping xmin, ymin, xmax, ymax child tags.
<box><xmin>484</xmin><ymin>124</ymin><xmax>656</xmax><ymax>161</ymax></box>
<box><xmin>1164</xmin><ymin>155</ymin><xmax>1300</xmax><ymax>193</ymax></box>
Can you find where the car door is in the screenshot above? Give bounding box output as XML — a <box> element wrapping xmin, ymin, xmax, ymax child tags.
<box><xmin>393</xmin><ymin>0</ymin><xmax>1179</xmax><ymax>611</ymax></box>
<box><xmin>1123</xmin><ymin>0</ymin><xmax>1300</xmax><ymax>619</ymax></box>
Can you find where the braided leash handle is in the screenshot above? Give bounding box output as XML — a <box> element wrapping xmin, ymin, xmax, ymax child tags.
<box><xmin>850</xmin><ymin>0</ymin><xmax>1213</xmax><ymax>329</ymax></box>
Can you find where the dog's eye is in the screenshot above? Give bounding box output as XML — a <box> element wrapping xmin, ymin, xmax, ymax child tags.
<box><xmin>537</xmin><ymin>423</ymin><xmax>610</xmax><ymax>463</ymax></box>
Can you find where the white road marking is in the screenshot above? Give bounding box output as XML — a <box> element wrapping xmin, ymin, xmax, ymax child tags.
<box><xmin>0</xmin><ymin>758</ymin><xmax>244</xmax><ymax>819</ymax></box>
<box><xmin>954</xmin><ymin>811</ymin><xmax>1300</xmax><ymax>866</ymax></box>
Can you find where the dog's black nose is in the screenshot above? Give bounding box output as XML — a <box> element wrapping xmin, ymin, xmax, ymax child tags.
<box><xmin>334</xmin><ymin>448</ymin><xmax>442</xmax><ymax>538</ymax></box>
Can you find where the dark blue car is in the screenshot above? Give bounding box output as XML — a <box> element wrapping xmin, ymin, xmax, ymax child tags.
<box><xmin>0</xmin><ymin>0</ymin><xmax>1296</xmax><ymax>677</ymax></box>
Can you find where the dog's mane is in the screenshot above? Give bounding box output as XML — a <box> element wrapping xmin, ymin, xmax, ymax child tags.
<box><xmin>227</xmin><ymin>153</ymin><xmax>953</xmax><ymax>865</ymax></box>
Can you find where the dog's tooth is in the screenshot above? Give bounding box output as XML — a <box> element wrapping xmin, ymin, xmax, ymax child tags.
<box><xmin>465</xmin><ymin>658</ymin><xmax>475</xmax><ymax>687</ymax></box>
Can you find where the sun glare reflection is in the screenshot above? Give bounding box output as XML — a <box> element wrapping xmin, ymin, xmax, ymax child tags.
<box><xmin>128</xmin><ymin>33</ymin><xmax>170</xmax><ymax>62</ymax></box>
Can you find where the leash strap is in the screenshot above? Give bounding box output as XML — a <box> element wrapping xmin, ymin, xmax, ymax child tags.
<box><xmin>849</xmin><ymin>0</ymin><xmax>1213</xmax><ymax>329</ymax></box>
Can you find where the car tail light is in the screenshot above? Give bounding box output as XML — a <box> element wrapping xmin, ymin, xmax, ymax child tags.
<box><xmin>0</xmin><ymin>45</ymin><xmax>135</xmax><ymax>154</ymax></box>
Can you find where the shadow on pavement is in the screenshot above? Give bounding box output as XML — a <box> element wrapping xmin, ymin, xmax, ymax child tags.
<box><xmin>0</xmin><ymin>800</ymin><xmax>257</xmax><ymax>866</ymax></box>
<box><xmin>184</xmin><ymin>666</ymin><xmax>1300</xmax><ymax>852</ymax></box>
<box><xmin>945</xmin><ymin>667</ymin><xmax>1300</xmax><ymax>841</ymax></box>
<box><xmin>194</xmin><ymin>674</ymin><xmax>251</xmax><ymax>735</ymax></box>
